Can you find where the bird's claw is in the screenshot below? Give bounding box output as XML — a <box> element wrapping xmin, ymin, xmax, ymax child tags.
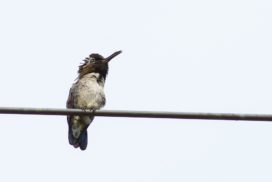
<box><xmin>81</xmin><ymin>108</ymin><xmax>95</xmax><ymax>116</ymax></box>
<box><xmin>89</xmin><ymin>109</ymin><xmax>95</xmax><ymax>116</ymax></box>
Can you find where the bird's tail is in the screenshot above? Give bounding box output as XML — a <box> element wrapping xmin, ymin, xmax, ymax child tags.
<box><xmin>78</xmin><ymin>130</ymin><xmax>88</xmax><ymax>150</ymax></box>
<box><xmin>68</xmin><ymin>128</ymin><xmax>88</xmax><ymax>151</ymax></box>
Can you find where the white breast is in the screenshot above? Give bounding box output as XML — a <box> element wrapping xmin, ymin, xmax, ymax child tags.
<box><xmin>72</xmin><ymin>73</ymin><xmax>106</xmax><ymax>109</ymax></box>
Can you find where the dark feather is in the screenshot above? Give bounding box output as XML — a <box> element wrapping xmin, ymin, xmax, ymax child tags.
<box><xmin>77</xmin><ymin>54</ymin><xmax>109</xmax><ymax>80</ymax></box>
<box><xmin>78</xmin><ymin>130</ymin><xmax>88</xmax><ymax>150</ymax></box>
<box><xmin>68</xmin><ymin>125</ymin><xmax>88</xmax><ymax>150</ymax></box>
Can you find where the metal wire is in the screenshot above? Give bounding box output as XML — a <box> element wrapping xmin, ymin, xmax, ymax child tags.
<box><xmin>0</xmin><ymin>107</ymin><xmax>271</xmax><ymax>122</ymax></box>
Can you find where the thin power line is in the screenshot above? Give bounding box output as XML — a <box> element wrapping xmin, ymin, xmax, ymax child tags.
<box><xmin>0</xmin><ymin>107</ymin><xmax>271</xmax><ymax>122</ymax></box>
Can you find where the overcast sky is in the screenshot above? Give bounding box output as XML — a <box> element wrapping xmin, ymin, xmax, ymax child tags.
<box><xmin>0</xmin><ymin>0</ymin><xmax>272</xmax><ymax>181</ymax></box>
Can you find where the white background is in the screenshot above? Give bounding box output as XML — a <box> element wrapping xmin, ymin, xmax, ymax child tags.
<box><xmin>0</xmin><ymin>0</ymin><xmax>272</xmax><ymax>181</ymax></box>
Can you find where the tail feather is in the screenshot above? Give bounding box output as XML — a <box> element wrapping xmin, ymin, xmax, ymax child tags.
<box><xmin>68</xmin><ymin>128</ymin><xmax>88</xmax><ymax>150</ymax></box>
<box><xmin>78</xmin><ymin>130</ymin><xmax>88</xmax><ymax>150</ymax></box>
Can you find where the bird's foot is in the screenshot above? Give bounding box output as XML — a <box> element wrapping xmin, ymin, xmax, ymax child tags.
<box><xmin>81</xmin><ymin>108</ymin><xmax>95</xmax><ymax>116</ymax></box>
<box><xmin>89</xmin><ymin>109</ymin><xmax>95</xmax><ymax>117</ymax></box>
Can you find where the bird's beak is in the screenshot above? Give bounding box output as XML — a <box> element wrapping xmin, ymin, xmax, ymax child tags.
<box><xmin>105</xmin><ymin>50</ymin><xmax>122</xmax><ymax>63</ymax></box>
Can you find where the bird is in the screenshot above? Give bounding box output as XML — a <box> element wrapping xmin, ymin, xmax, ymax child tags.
<box><xmin>66</xmin><ymin>50</ymin><xmax>122</xmax><ymax>150</ymax></box>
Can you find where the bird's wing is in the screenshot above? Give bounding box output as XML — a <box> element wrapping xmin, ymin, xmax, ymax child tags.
<box><xmin>66</xmin><ymin>88</ymin><xmax>74</xmax><ymax>108</ymax></box>
<box><xmin>66</xmin><ymin>86</ymin><xmax>75</xmax><ymax>109</ymax></box>
<box><xmin>66</xmin><ymin>85</ymin><xmax>76</xmax><ymax>128</ymax></box>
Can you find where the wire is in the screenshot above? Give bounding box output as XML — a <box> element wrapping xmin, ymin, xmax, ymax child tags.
<box><xmin>0</xmin><ymin>107</ymin><xmax>271</xmax><ymax>122</ymax></box>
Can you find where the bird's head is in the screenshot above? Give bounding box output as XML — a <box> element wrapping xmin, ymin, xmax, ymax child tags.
<box><xmin>78</xmin><ymin>50</ymin><xmax>122</xmax><ymax>80</ymax></box>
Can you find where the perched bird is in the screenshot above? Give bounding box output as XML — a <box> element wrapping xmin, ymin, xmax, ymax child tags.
<box><xmin>66</xmin><ymin>50</ymin><xmax>122</xmax><ymax>150</ymax></box>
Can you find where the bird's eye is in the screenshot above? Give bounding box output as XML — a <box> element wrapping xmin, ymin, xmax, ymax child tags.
<box><xmin>87</xmin><ymin>58</ymin><xmax>95</xmax><ymax>64</ymax></box>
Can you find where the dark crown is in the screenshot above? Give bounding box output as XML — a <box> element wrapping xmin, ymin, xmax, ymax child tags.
<box><xmin>77</xmin><ymin>50</ymin><xmax>122</xmax><ymax>80</ymax></box>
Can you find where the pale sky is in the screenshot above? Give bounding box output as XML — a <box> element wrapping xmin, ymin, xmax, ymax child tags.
<box><xmin>0</xmin><ymin>0</ymin><xmax>272</xmax><ymax>181</ymax></box>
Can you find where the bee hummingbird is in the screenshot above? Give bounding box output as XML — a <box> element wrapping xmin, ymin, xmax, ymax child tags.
<box><xmin>66</xmin><ymin>50</ymin><xmax>122</xmax><ymax>150</ymax></box>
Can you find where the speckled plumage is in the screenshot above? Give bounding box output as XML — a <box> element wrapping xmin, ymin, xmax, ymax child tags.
<box><xmin>66</xmin><ymin>51</ymin><xmax>121</xmax><ymax>150</ymax></box>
